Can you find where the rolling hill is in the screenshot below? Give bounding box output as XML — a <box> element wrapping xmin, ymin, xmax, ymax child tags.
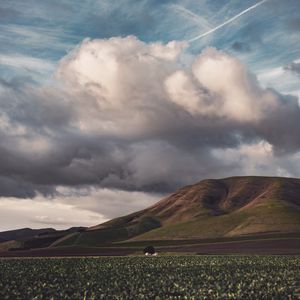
<box><xmin>0</xmin><ymin>228</ymin><xmax>56</xmax><ymax>242</ymax></box>
<box><xmin>52</xmin><ymin>176</ymin><xmax>300</xmax><ymax>248</ymax></box>
<box><xmin>0</xmin><ymin>227</ymin><xmax>86</xmax><ymax>252</ymax></box>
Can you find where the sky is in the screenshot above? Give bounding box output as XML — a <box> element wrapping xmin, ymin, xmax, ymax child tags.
<box><xmin>0</xmin><ymin>0</ymin><xmax>299</xmax><ymax>231</ymax></box>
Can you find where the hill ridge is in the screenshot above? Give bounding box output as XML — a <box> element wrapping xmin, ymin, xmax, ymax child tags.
<box><xmin>1</xmin><ymin>176</ymin><xmax>299</xmax><ymax>251</ymax></box>
<box><xmin>52</xmin><ymin>176</ymin><xmax>300</xmax><ymax>247</ymax></box>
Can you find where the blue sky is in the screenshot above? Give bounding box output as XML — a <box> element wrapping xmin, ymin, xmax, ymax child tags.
<box><xmin>1</xmin><ymin>0</ymin><xmax>300</xmax><ymax>91</ymax></box>
<box><xmin>0</xmin><ymin>0</ymin><xmax>300</xmax><ymax>230</ymax></box>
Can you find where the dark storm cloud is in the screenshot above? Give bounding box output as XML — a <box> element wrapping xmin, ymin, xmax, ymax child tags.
<box><xmin>0</xmin><ymin>37</ymin><xmax>300</xmax><ymax>199</ymax></box>
<box><xmin>0</xmin><ymin>175</ymin><xmax>54</xmax><ymax>198</ymax></box>
<box><xmin>257</xmin><ymin>92</ymin><xmax>300</xmax><ymax>154</ymax></box>
<box><xmin>0</xmin><ymin>176</ymin><xmax>39</xmax><ymax>198</ymax></box>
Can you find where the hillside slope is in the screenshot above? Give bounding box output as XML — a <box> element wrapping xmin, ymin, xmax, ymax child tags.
<box><xmin>0</xmin><ymin>227</ymin><xmax>86</xmax><ymax>252</ymax></box>
<box><xmin>54</xmin><ymin>176</ymin><xmax>300</xmax><ymax>247</ymax></box>
<box><xmin>0</xmin><ymin>228</ymin><xmax>56</xmax><ymax>242</ymax></box>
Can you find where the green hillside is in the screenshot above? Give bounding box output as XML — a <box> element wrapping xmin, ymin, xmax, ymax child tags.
<box><xmin>53</xmin><ymin>215</ymin><xmax>161</xmax><ymax>247</ymax></box>
<box><xmin>132</xmin><ymin>200</ymin><xmax>300</xmax><ymax>240</ymax></box>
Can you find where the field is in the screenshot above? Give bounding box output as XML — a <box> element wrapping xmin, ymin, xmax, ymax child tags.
<box><xmin>0</xmin><ymin>256</ymin><xmax>299</xmax><ymax>299</ymax></box>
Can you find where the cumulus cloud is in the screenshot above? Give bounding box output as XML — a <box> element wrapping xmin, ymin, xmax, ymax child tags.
<box><xmin>166</xmin><ymin>48</ymin><xmax>276</xmax><ymax>122</ymax></box>
<box><xmin>0</xmin><ymin>35</ymin><xmax>300</xmax><ymax>206</ymax></box>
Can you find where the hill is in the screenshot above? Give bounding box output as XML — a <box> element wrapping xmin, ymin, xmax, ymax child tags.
<box><xmin>0</xmin><ymin>228</ymin><xmax>56</xmax><ymax>242</ymax></box>
<box><xmin>53</xmin><ymin>176</ymin><xmax>300</xmax><ymax>247</ymax></box>
<box><xmin>0</xmin><ymin>227</ymin><xmax>86</xmax><ymax>252</ymax></box>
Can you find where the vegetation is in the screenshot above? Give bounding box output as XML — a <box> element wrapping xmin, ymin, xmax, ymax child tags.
<box><xmin>133</xmin><ymin>200</ymin><xmax>300</xmax><ymax>240</ymax></box>
<box><xmin>0</xmin><ymin>256</ymin><xmax>299</xmax><ymax>299</ymax></box>
<box><xmin>53</xmin><ymin>215</ymin><xmax>161</xmax><ymax>248</ymax></box>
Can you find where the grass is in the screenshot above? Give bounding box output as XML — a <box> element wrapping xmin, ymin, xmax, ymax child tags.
<box><xmin>53</xmin><ymin>215</ymin><xmax>161</xmax><ymax>248</ymax></box>
<box><xmin>132</xmin><ymin>200</ymin><xmax>300</xmax><ymax>240</ymax></box>
<box><xmin>53</xmin><ymin>228</ymin><xmax>129</xmax><ymax>247</ymax></box>
<box><xmin>115</xmin><ymin>233</ymin><xmax>300</xmax><ymax>248</ymax></box>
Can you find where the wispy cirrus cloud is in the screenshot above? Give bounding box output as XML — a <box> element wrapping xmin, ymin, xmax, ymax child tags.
<box><xmin>0</xmin><ymin>24</ymin><xmax>76</xmax><ymax>51</ymax></box>
<box><xmin>0</xmin><ymin>54</ymin><xmax>55</xmax><ymax>73</ymax></box>
<box><xmin>188</xmin><ymin>0</ymin><xmax>269</xmax><ymax>42</ymax></box>
<box><xmin>169</xmin><ymin>4</ymin><xmax>211</xmax><ymax>30</ymax></box>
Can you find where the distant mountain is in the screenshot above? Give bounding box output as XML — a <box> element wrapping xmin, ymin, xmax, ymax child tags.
<box><xmin>0</xmin><ymin>228</ymin><xmax>56</xmax><ymax>242</ymax></box>
<box><xmin>0</xmin><ymin>227</ymin><xmax>86</xmax><ymax>251</ymax></box>
<box><xmin>53</xmin><ymin>176</ymin><xmax>300</xmax><ymax>247</ymax></box>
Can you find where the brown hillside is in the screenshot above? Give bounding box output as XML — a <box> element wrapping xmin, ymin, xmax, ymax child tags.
<box><xmin>96</xmin><ymin>176</ymin><xmax>300</xmax><ymax>229</ymax></box>
<box><xmin>53</xmin><ymin>176</ymin><xmax>300</xmax><ymax>247</ymax></box>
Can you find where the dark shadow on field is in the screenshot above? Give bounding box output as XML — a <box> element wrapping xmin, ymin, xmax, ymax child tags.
<box><xmin>0</xmin><ymin>235</ymin><xmax>299</xmax><ymax>257</ymax></box>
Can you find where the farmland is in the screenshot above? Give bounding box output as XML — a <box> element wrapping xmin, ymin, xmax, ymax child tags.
<box><xmin>0</xmin><ymin>256</ymin><xmax>299</xmax><ymax>299</ymax></box>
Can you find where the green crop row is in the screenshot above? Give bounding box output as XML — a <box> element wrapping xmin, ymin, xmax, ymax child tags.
<box><xmin>0</xmin><ymin>256</ymin><xmax>299</xmax><ymax>299</ymax></box>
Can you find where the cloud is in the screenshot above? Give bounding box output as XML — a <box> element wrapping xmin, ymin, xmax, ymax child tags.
<box><xmin>0</xmin><ymin>197</ymin><xmax>106</xmax><ymax>231</ymax></box>
<box><xmin>188</xmin><ymin>0</ymin><xmax>269</xmax><ymax>42</ymax></box>
<box><xmin>169</xmin><ymin>4</ymin><xmax>211</xmax><ymax>30</ymax></box>
<box><xmin>0</xmin><ymin>54</ymin><xmax>55</xmax><ymax>73</ymax></box>
<box><xmin>284</xmin><ymin>61</ymin><xmax>300</xmax><ymax>76</ymax></box>
<box><xmin>0</xmin><ymin>36</ymin><xmax>299</xmax><ymax>201</ymax></box>
<box><xmin>212</xmin><ymin>141</ymin><xmax>300</xmax><ymax>178</ymax></box>
<box><xmin>0</xmin><ymin>6</ymin><xmax>19</xmax><ymax>20</ymax></box>
<box><xmin>0</xmin><ymin>187</ymin><xmax>161</xmax><ymax>231</ymax></box>
<box><xmin>166</xmin><ymin>48</ymin><xmax>282</xmax><ymax>122</ymax></box>
<box><xmin>231</xmin><ymin>41</ymin><xmax>251</xmax><ymax>52</ymax></box>
<box><xmin>56</xmin><ymin>186</ymin><xmax>161</xmax><ymax>219</ymax></box>
<box><xmin>286</xmin><ymin>18</ymin><xmax>300</xmax><ymax>31</ymax></box>
<box><xmin>257</xmin><ymin>66</ymin><xmax>300</xmax><ymax>102</ymax></box>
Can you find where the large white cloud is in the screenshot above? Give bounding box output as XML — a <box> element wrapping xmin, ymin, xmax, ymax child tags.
<box><xmin>166</xmin><ymin>48</ymin><xmax>290</xmax><ymax>123</ymax></box>
<box><xmin>55</xmin><ymin>37</ymin><xmax>187</xmax><ymax>136</ymax></box>
<box><xmin>54</xmin><ymin>36</ymin><xmax>300</xmax><ymax>143</ymax></box>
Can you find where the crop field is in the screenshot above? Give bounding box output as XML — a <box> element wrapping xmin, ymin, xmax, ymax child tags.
<box><xmin>0</xmin><ymin>256</ymin><xmax>299</xmax><ymax>299</ymax></box>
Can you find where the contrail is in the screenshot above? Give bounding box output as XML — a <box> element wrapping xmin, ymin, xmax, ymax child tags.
<box><xmin>189</xmin><ymin>0</ymin><xmax>268</xmax><ymax>43</ymax></box>
<box><xmin>171</xmin><ymin>4</ymin><xmax>211</xmax><ymax>30</ymax></box>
